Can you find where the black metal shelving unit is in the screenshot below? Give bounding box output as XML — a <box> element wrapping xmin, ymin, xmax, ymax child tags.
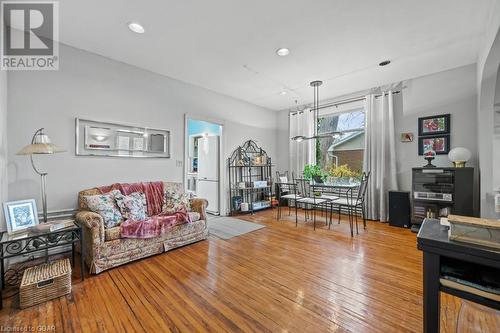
<box><xmin>228</xmin><ymin>140</ymin><xmax>273</xmax><ymax>215</ymax></box>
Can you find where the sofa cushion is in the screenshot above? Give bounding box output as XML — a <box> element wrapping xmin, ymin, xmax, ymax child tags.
<box><xmin>188</xmin><ymin>211</ymin><xmax>201</xmax><ymax>222</ymax></box>
<box><xmin>112</xmin><ymin>190</ymin><xmax>147</xmax><ymax>221</ymax></box>
<box><xmin>98</xmin><ymin>219</ymin><xmax>207</xmax><ymax>260</ymax></box>
<box><xmin>104</xmin><ymin>213</ymin><xmax>201</xmax><ymax>242</ymax></box>
<box><xmin>84</xmin><ymin>192</ymin><xmax>123</xmax><ymax>228</ymax></box>
<box><xmin>104</xmin><ymin>226</ymin><xmax>121</xmax><ymax>241</ymax></box>
<box><xmin>164</xmin><ymin>191</ymin><xmax>191</xmax><ymax>214</ymax></box>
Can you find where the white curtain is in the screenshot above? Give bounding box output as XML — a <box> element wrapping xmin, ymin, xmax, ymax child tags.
<box><xmin>289</xmin><ymin>108</ymin><xmax>315</xmax><ymax>178</ymax></box>
<box><xmin>363</xmin><ymin>90</ymin><xmax>399</xmax><ymax>221</ymax></box>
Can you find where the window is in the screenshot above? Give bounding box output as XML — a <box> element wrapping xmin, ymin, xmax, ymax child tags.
<box><xmin>317</xmin><ymin>108</ymin><xmax>365</xmax><ymax>177</ymax></box>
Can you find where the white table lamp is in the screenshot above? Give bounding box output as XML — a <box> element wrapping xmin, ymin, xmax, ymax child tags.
<box><xmin>448</xmin><ymin>147</ymin><xmax>471</xmax><ymax>168</ymax></box>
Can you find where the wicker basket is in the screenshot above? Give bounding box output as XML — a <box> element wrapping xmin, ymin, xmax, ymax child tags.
<box><xmin>19</xmin><ymin>258</ymin><xmax>72</xmax><ymax>309</ymax></box>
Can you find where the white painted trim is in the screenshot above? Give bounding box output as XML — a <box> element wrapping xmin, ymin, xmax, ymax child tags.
<box><xmin>184</xmin><ymin>114</ymin><xmax>226</xmax><ymax>215</ymax></box>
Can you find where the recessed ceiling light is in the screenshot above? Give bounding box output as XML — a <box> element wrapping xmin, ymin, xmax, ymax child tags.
<box><xmin>379</xmin><ymin>60</ymin><xmax>391</xmax><ymax>66</ymax></box>
<box><xmin>276</xmin><ymin>48</ymin><xmax>290</xmax><ymax>57</ymax></box>
<box><xmin>280</xmin><ymin>91</ymin><xmax>288</xmax><ymax>95</ymax></box>
<box><xmin>128</xmin><ymin>22</ymin><xmax>145</xmax><ymax>34</ymax></box>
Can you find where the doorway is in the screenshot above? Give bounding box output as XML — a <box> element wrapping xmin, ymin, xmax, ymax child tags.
<box><xmin>184</xmin><ymin>115</ymin><xmax>224</xmax><ymax>215</ymax></box>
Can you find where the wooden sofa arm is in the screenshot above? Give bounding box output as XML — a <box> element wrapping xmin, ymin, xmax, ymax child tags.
<box><xmin>190</xmin><ymin>198</ymin><xmax>208</xmax><ymax>221</ymax></box>
<box><xmin>76</xmin><ymin>210</ymin><xmax>105</xmax><ymax>245</ymax></box>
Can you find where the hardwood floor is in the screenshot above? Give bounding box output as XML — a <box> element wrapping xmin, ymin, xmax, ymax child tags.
<box><xmin>1</xmin><ymin>209</ymin><xmax>498</xmax><ymax>332</ymax></box>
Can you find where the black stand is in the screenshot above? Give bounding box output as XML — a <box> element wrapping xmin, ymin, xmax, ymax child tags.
<box><xmin>417</xmin><ymin>219</ymin><xmax>500</xmax><ymax>333</ymax></box>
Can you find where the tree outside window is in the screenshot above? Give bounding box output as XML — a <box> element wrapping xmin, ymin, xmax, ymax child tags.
<box><xmin>316</xmin><ymin>109</ymin><xmax>365</xmax><ymax>178</ymax></box>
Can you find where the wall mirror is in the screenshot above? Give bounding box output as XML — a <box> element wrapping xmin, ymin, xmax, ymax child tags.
<box><xmin>75</xmin><ymin>118</ymin><xmax>170</xmax><ymax>158</ymax></box>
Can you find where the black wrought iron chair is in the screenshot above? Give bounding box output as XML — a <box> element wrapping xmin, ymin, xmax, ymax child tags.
<box><xmin>275</xmin><ymin>181</ymin><xmax>301</xmax><ymax>226</ymax></box>
<box><xmin>330</xmin><ymin>172</ymin><xmax>370</xmax><ymax>237</ymax></box>
<box><xmin>295</xmin><ymin>179</ymin><xmax>330</xmax><ymax>230</ymax></box>
<box><xmin>310</xmin><ymin>183</ymin><xmax>340</xmax><ymax>225</ymax></box>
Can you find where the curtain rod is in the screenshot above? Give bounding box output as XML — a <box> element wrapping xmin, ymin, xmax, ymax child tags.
<box><xmin>289</xmin><ymin>88</ymin><xmax>404</xmax><ymax>115</ymax></box>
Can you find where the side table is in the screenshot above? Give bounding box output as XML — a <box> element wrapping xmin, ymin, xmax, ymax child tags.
<box><xmin>0</xmin><ymin>220</ymin><xmax>84</xmax><ymax>309</ymax></box>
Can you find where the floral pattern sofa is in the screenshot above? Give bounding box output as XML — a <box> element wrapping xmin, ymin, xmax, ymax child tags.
<box><xmin>76</xmin><ymin>182</ymin><xmax>208</xmax><ymax>274</ymax></box>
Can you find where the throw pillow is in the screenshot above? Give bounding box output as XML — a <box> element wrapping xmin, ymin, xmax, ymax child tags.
<box><xmin>84</xmin><ymin>193</ymin><xmax>123</xmax><ymax>228</ymax></box>
<box><xmin>164</xmin><ymin>190</ymin><xmax>191</xmax><ymax>214</ymax></box>
<box><xmin>113</xmin><ymin>190</ymin><xmax>147</xmax><ymax>221</ymax></box>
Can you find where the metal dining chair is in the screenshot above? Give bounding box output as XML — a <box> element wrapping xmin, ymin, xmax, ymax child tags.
<box><xmin>295</xmin><ymin>179</ymin><xmax>329</xmax><ymax>230</ymax></box>
<box><xmin>276</xmin><ymin>181</ymin><xmax>301</xmax><ymax>226</ymax></box>
<box><xmin>275</xmin><ymin>170</ymin><xmax>297</xmax><ymax>215</ymax></box>
<box><xmin>330</xmin><ymin>172</ymin><xmax>370</xmax><ymax>237</ymax></box>
<box><xmin>311</xmin><ymin>183</ymin><xmax>340</xmax><ymax>225</ymax></box>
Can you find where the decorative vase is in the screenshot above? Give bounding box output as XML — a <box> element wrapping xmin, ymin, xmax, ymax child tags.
<box><xmin>424</xmin><ymin>156</ymin><xmax>436</xmax><ymax>168</ymax></box>
<box><xmin>423</xmin><ymin>150</ymin><xmax>437</xmax><ymax>168</ymax></box>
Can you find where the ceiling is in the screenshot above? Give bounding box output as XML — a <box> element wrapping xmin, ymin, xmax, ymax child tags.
<box><xmin>55</xmin><ymin>0</ymin><xmax>493</xmax><ymax>110</ymax></box>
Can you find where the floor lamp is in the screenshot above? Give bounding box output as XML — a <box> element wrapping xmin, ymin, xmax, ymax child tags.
<box><xmin>17</xmin><ymin>128</ymin><xmax>65</xmax><ymax>223</ymax></box>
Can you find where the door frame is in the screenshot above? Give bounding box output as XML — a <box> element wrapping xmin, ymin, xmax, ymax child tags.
<box><xmin>184</xmin><ymin>114</ymin><xmax>226</xmax><ymax>215</ymax></box>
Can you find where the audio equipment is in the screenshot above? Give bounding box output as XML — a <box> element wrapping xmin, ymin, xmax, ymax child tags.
<box><xmin>389</xmin><ymin>191</ymin><xmax>411</xmax><ymax>228</ymax></box>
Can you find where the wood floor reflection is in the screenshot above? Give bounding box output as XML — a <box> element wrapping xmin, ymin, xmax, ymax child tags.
<box><xmin>1</xmin><ymin>209</ymin><xmax>498</xmax><ymax>332</ymax></box>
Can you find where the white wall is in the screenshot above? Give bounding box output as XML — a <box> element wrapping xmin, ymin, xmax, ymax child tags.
<box><xmin>476</xmin><ymin>0</ymin><xmax>500</xmax><ymax>217</ymax></box>
<box><xmin>6</xmin><ymin>44</ymin><xmax>277</xmax><ymax>222</ymax></box>
<box><xmin>494</xmin><ymin>68</ymin><xmax>500</xmax><ymax>191</ymax></box>
<box><xmin>0</xmin><ymin>71</ymin><xmax>7</xmax><ymax>231</ymax></box>
<box><xmin>397</xmin><ymin>64</ymin><xmax>478</xmax><ymax>193</ymax></box>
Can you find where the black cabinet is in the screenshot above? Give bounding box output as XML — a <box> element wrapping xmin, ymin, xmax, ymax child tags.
<box><xmin>411</xmin><ymin>167</ymin><xmax>475</xmax><ymax>230</ymax></box>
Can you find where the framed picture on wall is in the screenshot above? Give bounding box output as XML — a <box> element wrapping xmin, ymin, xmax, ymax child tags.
<box><xmin>418</xmin><ymin>135</ymin><xmax>450</xmax><ymax>155</ymax></box>
<box><xmin>418</xmin><ymin>114</ymin><xmax>450</xmax><ymax>136</ymax></box>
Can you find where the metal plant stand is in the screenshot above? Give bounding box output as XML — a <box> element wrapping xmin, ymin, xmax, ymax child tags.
<box><xmin>228</xmin><ymin>140</ymin><xmax>273</xmax><ymax>215</ymax></box>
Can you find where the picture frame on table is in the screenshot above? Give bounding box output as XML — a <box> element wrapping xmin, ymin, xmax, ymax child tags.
<box><xmin>418</xmin><ymin>114</ymin><xmax>450</xmax><ymax>136</ymax></box>
<box><xmin>418</xmin><ymin>135</ymin><xmax>451</xmax><ymax>155</ymax></box>
<box><xmin>3</xmin><ymin>199</ymin><xmax>39</xmax><ymax>234</ymax></box>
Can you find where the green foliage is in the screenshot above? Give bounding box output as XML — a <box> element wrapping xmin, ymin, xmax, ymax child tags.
<box><xmin>303</xmin><ymin>164</ymin><xmax>325</xmax><ymax>180</ymax></box>
<box><xmin>328</xmin><ymin>164</ymin><xmax>363</xmax><ymax>179</ymax></box>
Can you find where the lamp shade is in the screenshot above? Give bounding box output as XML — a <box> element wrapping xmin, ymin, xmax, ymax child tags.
<box><xmin>17</xmin><ymin>130</ymin><xmax>65</xmax><ymax>155</ymax></box>
<box><xmin>448</xmin><ymin>147</ymin><xmax>471</xmax><ymax>167</ymax></box>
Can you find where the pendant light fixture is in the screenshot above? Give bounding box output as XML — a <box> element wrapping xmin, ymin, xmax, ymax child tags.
<box><xmin>310</xmin><ymin>80</ymin><xmax>322</xmax><ymax>140</ymax></box>
<box><xmin>291</xmin><ymin>80</ymin><xmax>351</xmax><ymax>142</ymax></box>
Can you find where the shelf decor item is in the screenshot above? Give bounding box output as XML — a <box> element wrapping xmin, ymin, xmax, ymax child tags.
<box><xmin>19</xmin><ymin>258</ymin><xmax>72</xmax><ymax>309</ymax></box>
<box><xmin>447</xmin><ymin>215</ymin><xmax>500</xmax><ymax>249</ymax></box>
<box><xmin>418</xmin><ymin>114</ymin><xmax>450</xmax><ymax>136</ymax></box>
<box><xmin>448</xmin><ymin>147</ymin><xmax>472</xmax><ymax>168</ymax></box>
<box><xmin>3</xmin><ymin>199</ymin><xmax>39</xmax><ymax>234</ymax></box>
<box><xmin>423</xmin><ymin>150</ymin><xmax>436</xmax><ymax>168</ymax></box>
<box><xmin>16</xmin><ymin>128</ymin><xmax>66</xmax><ymax>223</ymax></box>
<box><xmin>228</xmin><ymin>140</ymin><xmax>273</xmax><ymax>215</ymax></box>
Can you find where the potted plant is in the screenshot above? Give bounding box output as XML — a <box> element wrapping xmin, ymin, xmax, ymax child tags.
<box><xmin>303</xmin><ymin>164</ymin><xmax>325</xmax><ymax>182</ymax></box>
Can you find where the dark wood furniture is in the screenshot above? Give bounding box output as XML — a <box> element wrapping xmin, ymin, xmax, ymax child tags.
<box><xmin>0</xmin><ymin>221</ymin><xmax>84</xmax><ymax>309</ymax></box>
<box><xmin>411</xmin><ymin>167</ymin><xmax>475</xmax><ymax>232</ymax></box>
<box><xmin>417</xmin><ymin>218</ymin><xmax>500</xmax><ymax>333</ymax></box>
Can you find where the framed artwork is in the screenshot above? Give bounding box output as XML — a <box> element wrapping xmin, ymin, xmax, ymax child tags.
<box><xmin>3</xmin><ymin>199</ymin><xmax>39</xmax><ymax>234</ymax></box>
<box><xmin>418</xmin><ymin>114</ymin><xmax>450</xmax><ymax>136</ymax></box>
<box><xmin>400</xmin><ymin>132</ymin><xmax>414</xmax><ymax>142</ymax></box>
<box><xmin>418</xmin><ymin>135</ymin><xmax>450</xmax><ymax>155</ymax></box>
